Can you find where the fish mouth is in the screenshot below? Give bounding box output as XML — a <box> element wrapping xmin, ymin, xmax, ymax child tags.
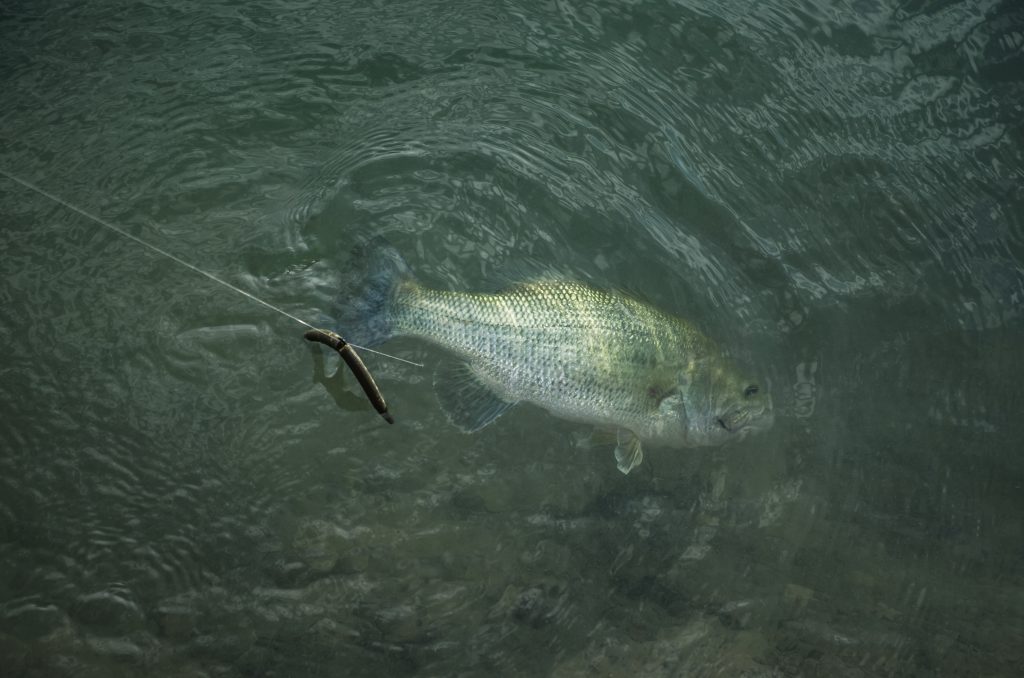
<box><xmin>714</xmin><ymin>416</ymin><xmax>756</xmax><ymax>437</ymax></box>
<box><xmin>716</xmin><ymin>401</ymin><xmax>774</xmax><ymax>436</ymax></box>
<box><xmin>716</xmin><ymin>410</ymin><xmax>749</xmax><ymax>433</ymax></box>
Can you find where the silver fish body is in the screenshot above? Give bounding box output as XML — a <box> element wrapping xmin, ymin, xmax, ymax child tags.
<box><xmin>339</xmin><ymin>244</ymin><xmax>773</xmax><ymax>472</ymax></box>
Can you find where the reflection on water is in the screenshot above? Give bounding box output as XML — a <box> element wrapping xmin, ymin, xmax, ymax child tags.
<box><xmin>1</xmin><ymin>0</ymin><xmax>1022</xmax><ymax>675</ymax></box>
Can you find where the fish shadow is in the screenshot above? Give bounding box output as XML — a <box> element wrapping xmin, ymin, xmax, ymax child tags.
<box><xmin>308</xmin><ymin>344</ymin><xmax>371</xmax><ymax>414</ymax></box>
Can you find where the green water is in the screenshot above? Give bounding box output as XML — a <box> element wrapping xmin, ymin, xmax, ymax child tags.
<box><xmin>1</xmin><ymin>0</ymin><xmax>1022</xmax><ymax>675</ymax></box>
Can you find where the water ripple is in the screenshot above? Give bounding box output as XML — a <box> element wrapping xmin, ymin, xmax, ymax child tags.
<box><xmin>2</xmin><ymin>0</ymin><xmax>1023</xmax><ymax>676</ymax></box>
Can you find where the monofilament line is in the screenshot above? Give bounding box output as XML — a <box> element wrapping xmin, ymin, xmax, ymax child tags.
<box><xmin>346</xmin><ymin>344</ymin><xmax>423</xmax><ymax>367</ymax></box>
<box><xmin>0</xmin><ymin>168</ymin><xmax>315</xmax><ymax>328</ymax></box>
<box><xmin>0</xmin><ymin>167</ymin><xmax>423</xmax><ymax>368</ymax></box>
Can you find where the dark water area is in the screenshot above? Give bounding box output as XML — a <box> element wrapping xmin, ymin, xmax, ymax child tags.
<box><xmin>1</xmin><ymin>0</ymin><xmax>1022</xmax><ymax>675</ymax></box>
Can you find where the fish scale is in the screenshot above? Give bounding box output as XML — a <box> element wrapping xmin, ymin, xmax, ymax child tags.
<box><xmin>394</xmin><ymin>280</ymin><xmax>704</xmax><ymax>433</ymax></box>
<box><xmin>339</xmin><ymin>242</ymin><xmax>773</xmax><ymax>471</ymax></box>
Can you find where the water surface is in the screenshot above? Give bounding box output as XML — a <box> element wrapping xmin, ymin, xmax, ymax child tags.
<box><xmin>1</xmin><ymin>0</ymin><xmax>1022</xmax><ymax>675</ymax></box>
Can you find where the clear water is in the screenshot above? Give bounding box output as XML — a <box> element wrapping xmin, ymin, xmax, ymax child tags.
<box><xmin>1</xmin><ymin>0</ymin><xmax>1022</xmax><ymax>675</ymax></box>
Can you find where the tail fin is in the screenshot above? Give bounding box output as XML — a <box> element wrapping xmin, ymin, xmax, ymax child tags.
<box><xmin>334</xmin><ymin>239</ymin><xmax>414</xmax><ymax>347</ymax></box>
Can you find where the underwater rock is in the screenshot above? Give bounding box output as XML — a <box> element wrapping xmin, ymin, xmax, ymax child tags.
<box><xmin>71</xmin><ymin>589</ymin><xmax>144</xmax><ymax>634</ymax></box>
<box><xmin>551</xmin><ymin>615</ymin><xmax>787</xmax><ymax>678</ymax></box>
<box><xmin>782</xmin><ymin>583</ymin><xmax>814</xmax><ymax>608</ymax></box>
<box><xmin>287</xmin><ymin>517</ymin><xmax>372</xmax><ymax>579</ymax></box>
<box><xmin>490</xmin><ymin>582</ymin><xmax>567</xmax><ymax>629</ymax></box>
<box><xmin>372</xmin><ymin>604</ymin><xmax>423</xmax><ymax>644</ymax></box>
<box><xmin>156</xmin><ymin>604</ymin><xmax>198</xmax><ymax>641</ymax></box>
<box><xmin>84</xmin><ymin>635</ymin><xmax>145</xmax><ymax>660</ymax></box>
<box><xmin>452</xmin><ymin>461</ymin><xmax>604</xmax><ymax>516</ymax></box>
<box><xmin>2</xmin><ymin>602</ymin><xmax>70</xmax><ymax>640</ymax></box>
<box><xmin>717</xmin><ymin>599</ymin><xmax>762</xmax><ymax>630</ymax></box>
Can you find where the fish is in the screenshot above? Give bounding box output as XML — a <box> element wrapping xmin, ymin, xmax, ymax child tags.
<box><xmin>336</xmin><ymin>242</ymin><xmax>773</xmax><ymax>473</ymax></box>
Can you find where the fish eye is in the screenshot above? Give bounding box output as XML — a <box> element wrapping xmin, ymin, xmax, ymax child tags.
<box><xmin>716</xmin><ymin>417</ymin><xmax>728</xmax><ymax>430</ymax></box>
<box><xmin>744</xmin><ymin>384</ymin><xmax>759</xmax><ymax>397</ymax></box>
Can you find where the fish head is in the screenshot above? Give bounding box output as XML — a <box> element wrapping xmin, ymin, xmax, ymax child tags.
<box><xmin>659</xmin><ymin>358</ymin><xmax>774</xmax><ymax>447</ymax></box>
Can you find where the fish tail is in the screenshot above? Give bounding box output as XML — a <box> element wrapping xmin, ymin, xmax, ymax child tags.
<box><xmin>333</xmin><ymin>238</ymin><xmax>414</xmax><ymax>347</ymax></box>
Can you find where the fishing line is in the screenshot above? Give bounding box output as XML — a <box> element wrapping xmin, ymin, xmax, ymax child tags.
<box><xmin>0</xmin><ymin>167</ymin><xmax>424</xmax><ymax>369</ymax></box>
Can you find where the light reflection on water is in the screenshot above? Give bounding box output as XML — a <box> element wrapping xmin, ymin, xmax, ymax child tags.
<box><xmin>1</xmin><ymin>0</ymin><xmax>1022</xmax><ymax>675</ymax></box>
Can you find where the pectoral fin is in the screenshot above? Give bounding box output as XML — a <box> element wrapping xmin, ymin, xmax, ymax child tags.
<box><xmin>614</xmin><ymin>430</ymin><xmax>644</xmax><ymax>474</ymax></box>
<box><xmin>434</xmin><ymin>360</ymin><xmax>515</xmax><ymax>432</ymax></box>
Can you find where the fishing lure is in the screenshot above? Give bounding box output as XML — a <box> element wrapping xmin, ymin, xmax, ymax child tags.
<box><xmin>304</xmin><ymin>328</ymin><xmax>394</xmax><ymax>424</ymax></box>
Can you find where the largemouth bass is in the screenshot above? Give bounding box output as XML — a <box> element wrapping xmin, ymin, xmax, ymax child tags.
<box><xmin>338</xmin><ymin>242</ymin><xmax>773</xmax><ymax>473</ymax></box>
